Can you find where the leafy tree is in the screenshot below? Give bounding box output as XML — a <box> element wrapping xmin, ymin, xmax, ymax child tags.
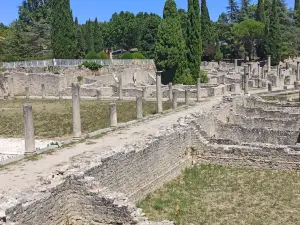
<box><xmin>256</xmin><ymin>0</ymin><xmax>265</xmax><ymax>22</ymax></box>
<box><xmin>233</xmin><ymin>19</ymin><xmax>264</xmax><ymax>60</ymax></box>
<box><xmin>295</xmin><ymin>0</ymin><xmax>300</xmax><ymax>11</ymax></box>
<box><xmin>178</xmin><ymin>9</ymin><xmax>188</xmax><ymax>41</ymax></box>
<box><xmin>227</xmin><ymin>0</ymin><xmax>240</xmax><ymax>23</ymax></box>
<box><xmin>93</xmin><ymin>18</ymin><xmax>103</xmax><ymax>53</ymax></box>
<box><xmin>265</xmin><ymin>0</ymin><xmax>281</xmax><ymax>65</ymax></box>
<box><xmin>50</xmin><ymin>0</ymin><xmax>75</xmax><ymax>58</ymax></box>
<box><xmin>137</xmin><ymin>13</ymin><xmax>161</xmax><ymax>59</ymax></box>
<box><xmin>74</xmin><ymin>17</ymin><xmax>85</xmax><ymax>59</ymax></box>
<box><xmin>155</xmin><ymin>0</ymin><xmax>187</xmax><ymax>84</ymax></box>
<box><xmin>108</xmin><ymin>11</ymin><xmax>137</xmax><ymax>50</ymax></box>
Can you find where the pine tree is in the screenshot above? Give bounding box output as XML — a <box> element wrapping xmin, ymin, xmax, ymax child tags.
<box><xmin>93</xmin><ymin>18</ymin><xmax>103</xmax><ymax>53</ymax></box>
<box><xmin>50</xmin><ymin>0</ymin><xmax>75</xmax><ymax>58</ymax></box>
<box><xmin>201</xmin><ymin>0</ymin><xmax>213</xmax><ymax>58</ymax></box>
<box><xmin>74</xmin><ymin>17</ymin><xmax>85</xmax><ymax>59</ymax></box>
<box><xmin>186</xmin><ymin>0</ymin><xmax>202</xmax><ymax>80</ymax></box>
<box><xmin>240</xmin><ymin>0</ymin><xmax>251</xmax><ymax>21</ymax></box>
<box><xmin>256</xmin><ymin>0</ymin><xmax>265</xmax><ymax>22</ymax></box>
<box><xmin>155</xmin><ymin>0</ymin><xmax>187</xmax><ymax>84</ymax></box>
<box><xmin>227</xmin><ymin>0</ymin><xmax>240</xmax><ymax>23</ymax></box>
<box><xmin>265</xmin><ymin>0</ymin><xmax>281</xmax><ymax>65</ymax></box>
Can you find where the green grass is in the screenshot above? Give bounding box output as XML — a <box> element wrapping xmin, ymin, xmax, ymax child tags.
<box><xmin>139</xmin><ymin>164</ymin><xmax>300</xmax><ymax>225</ymax></box>
<box><xmin>0</xmin><ymin>99</ymin><xmax>174</xmax><ymax>139</ymax></box>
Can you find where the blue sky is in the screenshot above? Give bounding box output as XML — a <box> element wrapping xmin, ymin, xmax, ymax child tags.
<box><xmin>0</xmin><ymin>0</ymin><xmax>295</xmax><ymax>26</ymax></box>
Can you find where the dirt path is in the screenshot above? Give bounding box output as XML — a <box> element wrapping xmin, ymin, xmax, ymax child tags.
<box><xmin>0</xmin><ymin>96</ymin><xmax>222</xmax><ymax>201</ymax></box>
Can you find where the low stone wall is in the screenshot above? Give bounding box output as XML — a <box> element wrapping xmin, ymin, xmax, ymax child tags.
<box><xmin>3</xmin><ymin>94</ymin><xmax>300</xmax><ymax>224</ymax></box>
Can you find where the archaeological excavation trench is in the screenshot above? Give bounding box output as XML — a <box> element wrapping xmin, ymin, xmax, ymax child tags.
<box><xmin>1</xmin><ymin>94</ymin><xmax>300</xmax><ymax>225</ymax></box>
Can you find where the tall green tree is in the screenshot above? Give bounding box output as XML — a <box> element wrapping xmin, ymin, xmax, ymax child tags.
<box><xmin>85</xmin><ymin>19</ymin><xmax>94</xmax><ymax>52</ymax></box>
<box><xmin>265</xmin><ymin>0</ymin><xmax>281</xmax><ymax>65</ymax></box>
<box><xmin>93</xmin><ymin>18</ymin><xmax>103</xmax><ymax>53</ymax></box>
<box><xmin>227</xmin><ymin>0</ymin><xmax>240</xmax><ymax>23</ymax></box>
<box><xmin>295</xmin><ymin>0</ymin><xmax>300</xmax><ymax>11</ymax></box>
<box><xmin>50</xmin><ymin>0</ymin><xmax>75</xmax><ymax>58</ymax></box>
<box><xmin>74</xmin><ymin>17</ymin><xmax>85</xmax><ymax>59</ymax></box>
<box><xmin>201</xmin><ymin>0</ymin><xmax>214</xmax><ymax>60</ymax></box>
<box><xmin>186</xmin><ymin>0</ymin><xmax>202</xmax><ymax>79</ymax></box>
<box><xmin>256</xmin><ymin>0</ymin><xmax>265</xmax><ymax>22</ymax></box>
<box><xmin>137</xmin><ymin>13</ymin><xmax>161</xmax><ymax>59</ymax></box>
<box><xmin>155</xmin><ymin>0</ymin><xmax>188</xmax><ymax>84</ymax></box>
<box><xmin>240</xmin><ymin>0</ymin><xmax>251</xmax><ymax>21</ymax></box>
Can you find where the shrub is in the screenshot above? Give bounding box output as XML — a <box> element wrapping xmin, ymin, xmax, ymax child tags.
<box><xmin>214</xmin><ymin>49</ymin><xmax>223</xmax><ymax>62</ymax></box>
<box><xmin>85</xmin><ymin>51</ymin><xmax>100</xmax><ymax>59</ymax></box>
<box><xmin>120</xmin><ymin>52</ymin><xmax>133</xmax><ymax>59</ymax></box>
<box><xmin>199</xmin><ymin>69</ymin><xmax>209</xmax><ymax>83</ymax></box>
<box><xmin>98</xmin><ymin>51</ymin><xmax>110</xmax><ymax>59</ymax></box>
<box><xmin>132</xmin><ymin>52</ymin><xmax>146</xmax><ymax>59</ymax></box>
<box><xmin>82</xmin><ymin>61</ymin><xmax>103</xmax><ymax>71</ymax></box>
<box><xmin>77</xmin><ymin>76</ymin><xmax>83</xmax><ymax>82</ymax></box>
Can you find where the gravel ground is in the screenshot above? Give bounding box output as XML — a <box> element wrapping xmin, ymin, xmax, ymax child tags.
<box><xmin>0</xmin><ymin>138</ymin><xmax>60</xmax><ymax>161</ymax></box>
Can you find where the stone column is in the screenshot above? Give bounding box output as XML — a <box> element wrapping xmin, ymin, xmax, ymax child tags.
<box><xmin>156</xmin><ymin>71</ymin><xmax>163</xmax><ymax>113</ymax></box>
<box><xmin>41</xmin><ymin>83</ymin><xmax>45</xmax><ymax>99</ymax></box>
<box><xmin>234</xmin><ymin>59</ymin><xmax>238</xmax><ymax>72</ymax></box>
<box><xmin>72</xmin><ymin>83</ymin><xmax>81</xmax><ymax>140</ymax></box>
<box><xmin>294</xmin><ymin>81</ymin><xmax>299</xmax><ymax>90</ymax></box>
<box><xmin>168</xmin><ymin>82</ymin><xmax>173</xmax><ymax>102</ymax></box>
<box><xmin>142</xmin><ymin>87</ymin><xmax>147</xmax><ymax>100</ymax></box>
<box><xmin>258</xmin><ymin>78</ymin><xmax>261</xmax><ymax>88</ymax></box>
<box><xmin>110</xmin><ymin>103</ymin><xmax>117</xmax><ymax>127</ymax></box>
<box><xmin>244</xmin><ymin>73</ymin><xmax>249</xmax><ymax>94</ymax></box>
<box><xmin>25</xmin><ymin>86</ymin><xmax>30</xmax><ymax>99</ymax></box>
<box><xmin>9</xmin><ymin>77</ymin><xmax>14</xmax><ymax>98</ymax></box>
<box><xmin>297</xmin><ymin>62</ymin><xmax>300</xmax><ymax>81</ymax></box>
<box><xmin>268</xmin><ymin>83</ymin><xmax>272</xmax><ymax>92</ymax></box>
<box><xmin>172</xmin><ymin>91</ymin><xmax>177</xmax><ymax>109</ymax></box>
<box><xmin>96</xmin><ymin>88</ymin><xmax>101</xmax><ymax>100</ymax></box>
<box><xmin>136</xmin><ymin>96</ymin><xmax>143</xmax><ymax>120</ymax></box>
<box><xmin>23</xmin><ymin>104</ymin><xmax>35</xmax><ymax>155</ymax></box>
<box><xmin>268</xmin><ymin>55</ymin><xmax>271</xmax><ymax>71</ymax></box>
<box><xmin>242</xmin><ymin>66</ymin><xmax>247</xmax><ymax>90</ymax></box>
<box><xmin>196</xmin><ymin>78</ymin><xmax>201</xmax><ymax>102</ymax></box>
<box><xmin>257</xmin><ymin>64</ymin><xmax>261</xmax><ymax>77</ymax></box>
<box><xmin>248</xmin><ymin>64</ymin><xmax>252</xmax><ymax>77</ymax></box>
<box><xmin>185</xmin><ymin>90</ymin><xmax>190</xmax><ymax>105</ymax></box>
<box><xmin>118</xmin><ymin>76</ymin><xmax>123</xmax><ymax>100</ymax></box>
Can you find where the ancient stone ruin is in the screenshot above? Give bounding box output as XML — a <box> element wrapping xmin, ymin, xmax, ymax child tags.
<box><xmin>0</xmin><ymin>58</ymin><xmax>300</xmax><ymax>224</ymax></box>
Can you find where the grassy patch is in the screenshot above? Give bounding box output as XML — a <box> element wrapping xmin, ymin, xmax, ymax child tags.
<box><xmin>139</xmin><ymin>164</ymin><xmax>300</xmax><ymax>225</ymax></box>
<box><xmin>0</xmin><ymin>99</ymin><xmax>173</xmax><ymax>139</ymax></box>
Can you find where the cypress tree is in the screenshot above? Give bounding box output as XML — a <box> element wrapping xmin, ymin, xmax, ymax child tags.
<box><xmin>74</xmin><ymin>17</ymin><xmax>85</xmax><ymax>59</ymax></box>
<box><xmin>50</xmin><ymin>0</ymin><xmax>75</xmax><ymax>58</ymax></box>
<box><xmin>201</xmin><ymin>0</ymin><xmax>212</xmax><ymax>57</ymax></box>
<box><xmin>256</xmin><ymin>0</ymin><xmax>265</xmax><ymax>22</ymax></box>
<box><xmin>93</xmin><ymin>18</ymin><xmax>103</xmax><ymax>53</ymax></box>
<box><xmin>155</xmin><ymin>0</ymin><xmax>187</xmax><ymax>84</ymax></box>
<box><xmin>85</xmin><ymin>19</ymin><xmax>94</xmax><ymax>52</ymax></box>
<box><xmin>186</xmin><ymin>0</ymin><xmax>202</xmax><ymax>80</ymax></box>
<box><xmin>265</xmin><ymin>0</ymin><xmax>281</xmax><ymax>65</ymax></box>
<box><xmin>295</xmin><ymin>0</ymin><xmax>300</xmax><ymax>11</ymax></box>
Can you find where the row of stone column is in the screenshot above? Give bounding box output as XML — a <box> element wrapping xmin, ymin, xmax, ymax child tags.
<box><xmin>22</xmin><ymin>76</ymin><xmax>196</xmax><ymax>154</ymax></box>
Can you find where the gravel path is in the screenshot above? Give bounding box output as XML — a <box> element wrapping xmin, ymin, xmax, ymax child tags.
<box><xmin>0</xmin><ymin>96</ymin><xmax>222</xmax><ymax>204</ymax></box>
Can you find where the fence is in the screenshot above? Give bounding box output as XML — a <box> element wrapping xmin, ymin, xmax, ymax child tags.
<box><xmin>1</xmin><ymin>59</ymin><xmax>155</xmax><ymax>69</ymax></box>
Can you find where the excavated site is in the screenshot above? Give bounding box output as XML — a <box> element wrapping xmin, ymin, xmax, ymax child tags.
<box><xmin>0</xmin><ymin>58</ymin><xmax>300</xmax><ymax>224</ymax></box>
